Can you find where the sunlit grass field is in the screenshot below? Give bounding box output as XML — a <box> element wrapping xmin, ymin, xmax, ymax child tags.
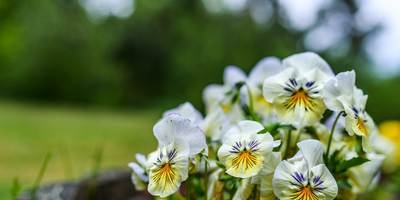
<box><xmin>0</xmin><ymin>101</ymin><xmax>159</xmax><ymax>199</ymax></box>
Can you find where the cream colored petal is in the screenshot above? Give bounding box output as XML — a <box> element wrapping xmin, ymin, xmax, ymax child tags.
<box><xmin>309</xmin><ymin>164</ymin><xmax>338</xmax><ymax>200</ymax></box>
<box><xmin>232</xmin><ymin>178</ymin><xmax>254</xmax><ymax>200</ymax></box>
<box><xmin>163</xmin><ymin>102</ymin><xmax>203</xmax><ymax>125</ymax></box>
<box><xmin>224</xmin><ymin>65</ymin><xmax>247</xmax><ymax>86</ymax></box>
<box><xmin>282</xmin><ymin>52</ymin><xmax>334</xmax><ymax>76</ymax></box>
<box><xmin>237</xmin><ymin>120</ymin><xmax>265</xmax><ymax>135</ymax></box>
<box><xmin>248</xmin><ymin>57</ymin><xmax>282</xmax><ymax>86</ymax></box>
<box><xmin>153</xmin><ymin>114</ymin><xmax>206</xmax><ymax>157</ymax></box>
<box><xmin>297</xmin><ymin>139</ymin><xmax>324</xmax><ymax>167</ymax></box>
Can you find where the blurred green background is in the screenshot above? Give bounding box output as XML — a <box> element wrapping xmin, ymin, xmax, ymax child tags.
<box><xmin>0</xmin><ymin>0</ymin><xmax>399</xmax><ymax>199</ymax></box>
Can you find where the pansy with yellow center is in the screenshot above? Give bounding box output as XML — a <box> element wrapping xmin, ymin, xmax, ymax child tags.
<box><xmin>218</xmin><ymin>120</ymin><xmax>280</xmax><ymax>178</ymax></box>
<box><xmin>273</xmin><ymin>139</ymin><xmax>338</xmax><ymax>200</ymax></box>
<box><xmin>147</xmin><ymin>141</ymin><xmax>190</xmax><ymax>198</ymax></box>
<box><xmin>263</xmin><ymin>52</ymin><xmax>334</xmax><ymax>127</ymax></box>
<box><xmin>323</xmin><ymin>70</ymin><xmax>375</xmax><ymax>150</ymax></box>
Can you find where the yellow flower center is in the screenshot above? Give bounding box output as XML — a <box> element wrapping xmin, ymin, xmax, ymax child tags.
<box><xmin>231</xmin><ymin>150</ymin><xmax>258</xmax><ymax>170</ymax></box>
<box><xmin>221</xmin><ymin>103</ymin><xmax>232</xmax><ymax>113</ymax></box>
<box><xmin>152</xmin><ymin>163</ymin><xmax>176</xmax><ymax>185</ymax></box>
<box><xmin>293</xmin><ymin>185</ymin><xmax>318</xmax><ymax>200</ymax></box>
<box><xmin>285</xmin><ymin>88</ymin><xmax>315</xmax><ymax>111</ymax></box>
<box><xmin>357</xmin><ymin>118</ymin><xmax>368</xmax><ymax>137</ymax></box>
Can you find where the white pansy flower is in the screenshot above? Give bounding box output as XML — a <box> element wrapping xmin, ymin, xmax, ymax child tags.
<box><xmin>218</xmin><ymin>120</ymin><xmax>280</xmax><ymax>178</ymax></box>
<box><xmin>128</xmin><ymin>153</ymin><xmax>150</xmax><ymax>191</ymax></box>
<box><xmin>242</xmin><ymin>57</ymin><xmax>282</xmax><ymax>121</ymax></box>
<box><xmin>163</xmin><ymin>102</ymin><xmax>203</xmax><ymax>125</ymax></box>
<box><xmin>273</xmin><ymin>139</ymin><xmax>338</xmax><ymax>200</ymax></box>
<box><xmin>263</xmin><ymin>52</ymin><xmax>334</xmax><ymax>127</ymax></box>
<box><xmin>203</xmin><ymin>66</ymin><xmax>245</xmax><ymax>121</ymax></box>
<box><xmin>154</xmin><ymin>113</ymin><xmax>207</xmax><ymax>157</ymax></box>
<box><xmin>147</xmin><ymin>140</ymin><xmax>189</xmax><ymax>198</ymax></box>
<box><xmin>323</xmin><ymin>71</ymin><xmax>375</xmax><ymax>149</ymax></box>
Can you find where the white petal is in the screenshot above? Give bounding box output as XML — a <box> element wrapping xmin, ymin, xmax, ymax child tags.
<box><xmin>353</xmin><ymin>87</ymin><xmax>368</xmax><ymax>109</ymax></box>
<box><xmin>135</xmin><ymin>153</ymin><xmax>147</xmax><ymax>168</ymax></box>
<box><xmin>163</xmin><ymin>102</ymin><xmax>203</xmax><ymax>125</ymax></box>
<box><xmin>337</xmin><ymin>70</ymin><xmax>356</xmax><ymax>96</ymax></box>
<box><xmin>232</xmin><ymin>179</ymin><xmax>254</xmax><ymax>200</ymax></box>
<box><xmin>282</xmin><ymin>52</ymin><xmax>334</xmax><ymax>76</ymax></box>
<box><xmin>297</xmin><ymin>139</ymin><xmax>324</xmax><ymax>167</ymax></box>
<box><xmin>263</xmin><ymin>67</ymin><xmax>297</xmax><ymax>103</ymax></box>
<box><xmin>237</xmin><ymin>120</ymin><xmax>265</xmax><ymax>135</ymax></box>
<box><xmin>309</xmin><ymin>164</ymin><xmax>338</xmax><ymax>200</ymax></box>
<box><xmin>203</xmin><ymin>84</ymin><xmax>226</xmax><ymax>112</ymax></box>
<box><xmin>153</xmin><ymin>114</ymin><xmax>206</xmax><ymax>156</ymax></box>
<box><xmin>207</xmin><ymin>169</ymin><xmax>224</xmax><ymax>200</ymax></box>
<box><xmin>248</xmin><ymin>57</ymin><xmax>282</xmax><ymax>86</ymax></box>
<box><xmin>272</xmin><ymin>160</ymin><xmax>308</xmax><ymax>199</ymax></box>
<box><xmin>224</xmin><ymin>65</ymin><xmax>246</xmax><ymax>86</ymax></box>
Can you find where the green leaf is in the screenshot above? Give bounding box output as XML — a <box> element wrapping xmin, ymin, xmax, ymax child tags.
<box><xmin>336</xmin><ymin>157</ymin><xmax>369</xmax><ymax>173</ymax></box>
<box><xmin>337</xmin><ymin>179</ymin><xmax>352</xmax><ymax>190</ymax></box>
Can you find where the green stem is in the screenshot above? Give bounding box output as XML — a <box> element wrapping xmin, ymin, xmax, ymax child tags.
<box><xmin>326</xmin><ymin>111</ymin><xmax>344</xmax><ymax>158</ymax></box>
<box><xmin>186</xmin><ymin>176</ymin><xmax>191</xmax><ymax>200</ymax></box>
<box><xmin>245</xmin><ymin>84</ymin><xmax>260</xmax><ymax>122</ymax></box>
<box><xmin>284</xmin><ymin>129</ymin><xmax>292</xmax><ymax>159</ymax></box>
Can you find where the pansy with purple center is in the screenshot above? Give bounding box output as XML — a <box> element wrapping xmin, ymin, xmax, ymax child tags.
<box><xmin>218</xmin><ymin>120</ymin><xmax>280</xmax><ymax>178</ymax></box>
<box><xmin>273</xmin><ymin>140</ymin><xmax>338</xmax><ymax>200</ymax></box>
<box><xmin>263</xmin><ymin>52</ymin><xmax>334</xmax><ymax>127</ymax></box>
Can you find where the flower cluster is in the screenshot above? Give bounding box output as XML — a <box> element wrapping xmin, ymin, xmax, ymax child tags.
<box><xmin>129</xmin><ymin>52</ymin><xmax>388</xmax><ymax>200</ymax></box>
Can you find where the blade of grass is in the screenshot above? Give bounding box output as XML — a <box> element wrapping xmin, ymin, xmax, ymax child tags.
<box><xmin>31</xmin><ymin>152</ymin><xmax>52</xmax><ymax>200</ymax></box>
<box><xmin>11</xmin><ymin>178</ymin><xmax>22</xmax><ymax>200</ymax></box>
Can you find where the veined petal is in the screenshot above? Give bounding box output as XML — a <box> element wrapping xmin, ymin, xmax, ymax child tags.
<box><xmin>147</xmin><ymin>141</ymin><xmax>189</xmax><ymax>198</ymax></box>
<box><xmin>297</xmin><ymin>139</ymin><xmax>324</xmax><ymax>167</ymax></box>
<box><xmin>282</xmin><ymin>52</ymin><xmax>334</xmax><ymax>76</ymax></box>
<box><xmin>309</xmin><ymin>164</ymin><xmax>338</xmax><ymax>200</ymax></box>
<box><xmin>272</xmin><ymin>160</ymin><xmax>309</xmax><ymax>198</ymax></box>
<box><xmin>163</xmin><ymin>102</ymin><xmax>203</xmax><ymax>125</ymax></box>
<box><xmin>263</xmin><ymin>67</ymin><xmax>297</xmax><ymax>103</ymax></box>
<box><xmin>224</xmin><ymin>65</ymin><xmax>246</xmax><ymax>86</ymax></box>
<box><xmin>218</xmin><ymin>122</ymin><xmax>277</xmax><ymax>178</ymax></box>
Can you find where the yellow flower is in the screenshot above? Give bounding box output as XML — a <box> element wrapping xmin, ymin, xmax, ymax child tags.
<box><xmin>379</xmin><ymin>120</ymin><xmax>400</xmax><ymax>165</ymax></box>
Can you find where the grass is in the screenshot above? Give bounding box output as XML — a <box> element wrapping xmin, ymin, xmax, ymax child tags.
<box><xmin>0</xmin><ymin>101</ymin><xmax>159</xmax><ymax>199</ymax></box>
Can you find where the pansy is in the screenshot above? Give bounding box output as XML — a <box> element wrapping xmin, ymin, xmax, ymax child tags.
<box><xmin>263</xmin><ymin>52</ymin><xmax>334</xmax><ymax>127</ymax></box>
<box><xmin>323</xmin><ymin>71</ymin><xmax>374</xmax><ymax>150</ymax></box>
<box><xmin>242</xmin><ymin>57</ymin><xmax>282</xmax><ymax>121</ymax></box>
<box><xmin>217</xmin><ymin>120</ymin><xmax>280</xmax><ymax>178</ymax></box>
<box><xmin>147</xmin><ymin>140</ymin><xmax>190</xmax><ymax>198</ymax></box>
<box><xmin>272</xmin><ymin>139</ymin><xmax>338</xmax><ymax>200</ymax></box>
<box><xmin>154</xmin><ymin>113</ymin><xmax>207</xmax><ymax>157</ymax></box>
<box><xmin>128</xmin><ymin>153</ymin><xmax>150</xmax><ymax>191</ymax></box>
<box><xmin>203</xmin><ymin>66</ymin><xmax>245</xmax><ymax>121</ymax></box>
